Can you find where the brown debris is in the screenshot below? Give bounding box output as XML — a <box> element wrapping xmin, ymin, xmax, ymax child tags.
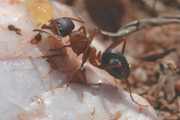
<box><xmin>31</xmin><ymin>33</ymin><xmax>42</xmax><ymax>45</ymax></box>
<box><xmin>174</xmin><ymin>79</ymin><xmax>180</xmax><ymax>93</ymax></box>
<box><xmin>8</xmin><ymin>24</ymin><xmax>22</xmax><ymax>35</ymax></box>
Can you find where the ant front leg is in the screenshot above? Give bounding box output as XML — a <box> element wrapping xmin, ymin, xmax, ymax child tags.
<box><xmin>33</xmin><ymin>19</ymin><xmax>62</xmax><ymax>41</ymax></box>
<box><xmin>33</xmin><ymin>29</ymin><xmax>61</xmax><ymax>41</ymax></box>
<box><xmin>43</xmin><ymin>19</ymin><xmax>63</xmax><ymax>41</ymax></box>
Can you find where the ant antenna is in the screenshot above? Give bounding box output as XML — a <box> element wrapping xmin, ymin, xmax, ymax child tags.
<box><xmin>62</xmin><ymin>7</ymin><xmax>86</xmax><ymax>24</ymax></box>
<box><xmin>33</xmin><ymin>29</ymin><xmax>61</xmax><ymax>41</ymax></box>
<box><xmin>71</xmin><ymin>7</ymin><xmax>86</xmax><ymax>23</ymax></box>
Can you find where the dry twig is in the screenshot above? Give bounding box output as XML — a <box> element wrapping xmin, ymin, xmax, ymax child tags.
<box><xmin>101</xmin><ymin>16</ymin><xmax>180</xmax><ymax>37</ymax></box>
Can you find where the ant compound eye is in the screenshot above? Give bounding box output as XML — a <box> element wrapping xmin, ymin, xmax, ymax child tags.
<box><xmin>59</xmin><ymin>28</ymin><xmax>63</xmax><ymax>33</ymax></box>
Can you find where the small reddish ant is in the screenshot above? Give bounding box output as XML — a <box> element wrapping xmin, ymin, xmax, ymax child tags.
<box><xmin>33</xmin><ymin>8</ymin><xmax>148</xmax><ymax>107</ymax></box>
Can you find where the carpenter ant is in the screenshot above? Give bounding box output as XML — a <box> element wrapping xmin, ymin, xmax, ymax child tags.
<box><xmin>33</xmin><ymin>7</ymin><xmax>85</xmax><ymax>41</ymax></box>
<box><xmin>32</xmin><ymin>8</ymin><xmax>148</xmax><ymax>107</ymax></box>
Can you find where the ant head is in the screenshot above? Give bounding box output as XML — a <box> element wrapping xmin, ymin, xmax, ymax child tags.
<box><xmin>57</xmin><ymin>18</ymin><xmax>75</xmax><ymax>37</ymax></box>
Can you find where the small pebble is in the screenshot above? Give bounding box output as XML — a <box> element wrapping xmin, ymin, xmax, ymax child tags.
<box><xmin>133</xmin><ymin>67</ymin><xmax>148</xmax><ymax>83</ymax></box>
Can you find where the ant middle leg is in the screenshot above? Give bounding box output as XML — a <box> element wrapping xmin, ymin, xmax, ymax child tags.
<box><xmin>48</xmin><ymin>40</ymin><xmax>88</xmax><ymax>51</ymax></box>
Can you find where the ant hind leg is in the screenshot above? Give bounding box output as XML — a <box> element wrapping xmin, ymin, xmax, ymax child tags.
<box><xmin>97</xmin><ymin>63</ymin><xmax>148</xmax><ymax>107</ymax></box>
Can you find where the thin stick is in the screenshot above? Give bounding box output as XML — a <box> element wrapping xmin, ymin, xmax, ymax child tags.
<box><xmin>101</xmin><ymin>17</ymin><xmax>180</xmax><ymax>37</ymax></box>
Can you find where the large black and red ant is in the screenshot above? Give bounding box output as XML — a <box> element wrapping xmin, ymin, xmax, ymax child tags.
<box><xmin>33</xmin><ymin>7</ymin><xmax>148</xmax><ymax>107</ymax></box>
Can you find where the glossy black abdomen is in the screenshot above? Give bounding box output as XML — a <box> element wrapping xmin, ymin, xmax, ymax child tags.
<box><xmin>101</xmin><ymin>49</ymin><xmax>130</xmax><ymax>79</ymax></box>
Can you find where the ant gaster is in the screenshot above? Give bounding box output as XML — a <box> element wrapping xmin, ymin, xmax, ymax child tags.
<box><xmin>33</xmin><ymin>8</ymin><xmax>148</xmax><ymax>107</ymax></box>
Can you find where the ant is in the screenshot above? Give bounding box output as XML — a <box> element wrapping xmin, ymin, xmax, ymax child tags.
<box><xmin>33</xmin><ymin>8</ymin><xmax>148</xmax><ymax>107</ymax></box>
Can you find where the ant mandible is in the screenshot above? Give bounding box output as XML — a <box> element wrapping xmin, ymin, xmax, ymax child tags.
<box><xmin>33</xmin><ymin>8</ymin><xmax>148</xmax><ymax>107</ymax></box>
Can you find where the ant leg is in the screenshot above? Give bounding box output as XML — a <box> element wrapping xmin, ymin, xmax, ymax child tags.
<box><xmin>67</xmin><ymin>47</ymin><xmax>92</xmax><ymax>86</ymax></box>
<box><xmin>49</xmin><ymin>44</ymin><xmax>72</xmax><ymax>51</ymax></box>
<box><xmin>77</xmin><ymin>26</ymin><xmax>87</xmax><ymax>36</ymax></box>
<box><xmin>42</xmin><ymin>54</ymin><xmax>67</xmax><ymax>58</ymax></box>
<box><xmin>49</xmin><ymin>40</ymin><xmax>88</xmax><ymax>51</ymax></box>
<box><xmin>67</xmin><ymin>66</ymin><xmax>82</xmax><ymax>86</ymax></box>
<box><xmin>104</xmin><ymin>37</ymin><xmax>126</xmax><ymax>54</ymax></box>
<box><xmin>97</xmin><ymin>63</ymin><xmax>148</xmax><ymax>107</ymax></box>
<box><xmin>33</xmin><ymin>29</ymin><xmax>61</xmax><ymax>41</ymax></box>
<box><xmin>43</xmin><ymin>40</ymin><xmax>88</xmax><ymax>59</ymax></box>
<box><xmin>88</xmin><ymin>27</ymin><xmax>98</xmax><ymax>45</ymax></box>
<box><xmin>96</xmin><ymin>51</ymin><xmax>102</xmax><ymax>62</ymax></box>
<box><xmin>41</xmin><ymin>24</ymin><xmax>51</xmax><ymax>29</ymax></box>
<box><xmin>120</xmin><ymin>66</ymin><xmax>148</xmax><ymax>107</ymax></box>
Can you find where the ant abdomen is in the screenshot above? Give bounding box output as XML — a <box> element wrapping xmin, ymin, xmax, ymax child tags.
<box><xmin>101</xmin><ymin>49</ymin><xmax>130</xmax><ymax>79</ymax></box>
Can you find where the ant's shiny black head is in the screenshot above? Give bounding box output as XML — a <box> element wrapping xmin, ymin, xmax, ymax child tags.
<box><xmin>57</xmin><ymin>18</ymin><xmax>75</xmax><ymax>37</ymax></box>
<box><xmin>101</xmin><ymin>49</ymin><xmax>130</xmax><ymax>79</ymax></box>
